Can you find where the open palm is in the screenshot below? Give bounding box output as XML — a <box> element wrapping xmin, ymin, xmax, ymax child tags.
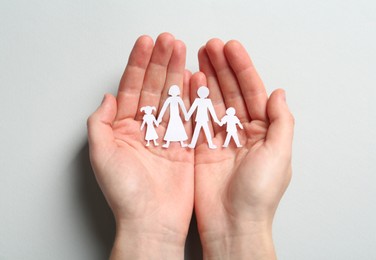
<box><xmin>87</xmin><ymin>33</ymin><xmax>194</xmax><ymax>249</ymax></box>
<box><xmin>88</xmin><ymin>34</ymin><xmax>294</xmax><ymax>259</ymax></box>
<box><xmin>191</xmin><ymin>39</ymin><xmax>294</xmax><ymax>255</ymax></box>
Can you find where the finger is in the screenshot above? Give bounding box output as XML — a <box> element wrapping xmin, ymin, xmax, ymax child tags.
<box><xmin>87</xmin><ymin>94</ymin><xmax>117</xmax><ymax>155</ymax></box>
<box><xmin>224</xmin><ymin>40</ymin><xmax>268</xmax><ymax>122</ymax></box>
<box><xmin>116</xmin><ymin>35</ymin><xmax>154</xmax><ymax>120</ymax></box>
<box><xmin>157</xmin><ymin>40</ymin><xmax>187</xmax><ymax>124</ymax></box>
<box><xmin>189</xmin><ymin>72</ymin><xmax>207</xmax><ymax>112</ymax></box>
<box><xmin>205</xmin><ymin>39</ymin><xmax>249</xmax><ymax>122</ymax></box>
<box><xmin>198</xmin><ymin>46</ymin><xmax>225</xmax><ymax>135</ymax></box>
<box><xmin>182</xmin><ymin>69</ymin><xmax>192</xmax><ymax>108</ymax></box>
<box><xmin>161</xmin><ymin>40</ymin><xmax>186</xmax><ymax>105</ymax></box>
<box><xmin>265</xmin><ymin>89</ymin><xmax>295</xmax><ymax>155</ymax></box>
<box><xmin>182</xmin><ymin>69</ymin><xmax>192</xmax><ymax>135</ymax></box>
<box><xmin>136</xmin><ymin>32</ymin><xmax>175</xmax><ymax>120</ymax></box>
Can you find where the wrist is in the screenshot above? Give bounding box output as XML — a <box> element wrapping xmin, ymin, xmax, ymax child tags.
<box><xmin>110</xmin><ymin>220</ymin><xmax>186</xmax><ymax>260</ymax></box>
<box><xmin>200</xmin><ymin>221</ymin><xmax>276</xmax><ymax>260</ymax></box>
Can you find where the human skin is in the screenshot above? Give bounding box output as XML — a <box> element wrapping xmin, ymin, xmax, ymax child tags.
<box><xmin>87</xmin><ymin>33</ymin><xmax>194</xmax><ymax>260</ymax></box>
<box><xmin>87</xmin><ymin>33</ymin><xmax>294</xmax><ymax>260</ymax></box>
<box><xmin>192</xmin><ymin>39</ymin><xmax>294</xmax><ymax>260</ymax></box>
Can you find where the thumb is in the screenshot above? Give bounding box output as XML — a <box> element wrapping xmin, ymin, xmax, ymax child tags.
<box><xmin>265</xmin><ymin>89</ymin><xmax>295</xmax><ymax>154</ymax></box>
<box><xmin>87</xmin><ymin>94</ymin><xmax>117</xmax><ymax>152</ymax></box>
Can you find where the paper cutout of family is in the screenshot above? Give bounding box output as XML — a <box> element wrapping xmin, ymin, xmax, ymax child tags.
<box><xmin>157</xmin><ymin>85</ymin><xmax>188</xmax><ymax>148</ymax></box>
<box><xmin>140</xmin><ymin>85</ymin><xmax>244</xmax><ymax>149</ymax></box>
<box><xmin>186</xmin><ymin>86</ymin><xmax>221</xmax><ymax>149</ymax></box>
<box><xmin>220</xmin><ymin>107</ymin><xmax>243</xmax><ymax>148</ymax></box>
<box><xmin>140</xmin><ymin>106</ymin><xmax>159</xmax><ymax>147</ymax></box>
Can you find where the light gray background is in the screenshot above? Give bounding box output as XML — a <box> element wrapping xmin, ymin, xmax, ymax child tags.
<box><xmin>1</xmin><ymin>0</ymin><xmax>375</xmax><ymax>259</ymax></box>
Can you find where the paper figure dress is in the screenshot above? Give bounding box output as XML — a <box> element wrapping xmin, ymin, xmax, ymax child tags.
<box><xmin>157</xmin><ymin>85</ymin><xmax>188</xmax><ymax>148</ymax></box>
<box><xmin>140</xmin><ymin>106</ymin><xmax>159</xmax><ymax>147</ymax></box>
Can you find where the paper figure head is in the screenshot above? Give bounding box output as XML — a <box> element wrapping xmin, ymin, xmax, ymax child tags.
<box><xmin>168</xmin><ymin>85</ymin><xmax>181</xmax><ymax>97</ymax></box>
<box><xmin>140</xmin><ymin>106</ymin><xmax>156</xmax><ymax>115</ymax></box>
<box><xmin>197</xmin><ymin>86</ymin><xmax>209</xmax><ymax>98</ymax></box>
<box><xmin>226</xmin><ymin>107</ymin><xmax>236</xmax><ymax>116</ymax></box>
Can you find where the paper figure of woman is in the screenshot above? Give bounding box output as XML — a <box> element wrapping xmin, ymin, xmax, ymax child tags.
<box><xmin>157</xmin><ymin>85</ymin><xmax>188</xmax><ymax>148</ymax></box>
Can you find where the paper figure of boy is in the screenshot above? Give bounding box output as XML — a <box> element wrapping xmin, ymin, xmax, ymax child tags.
<box><xmin>157</xmin><ymin>85</ymin><xmax>188</xmax><ymax>148</ymax></box>
<box><xmin>185</xmin><ymin>86</ymin><xmax>221</xmax><ymax>149</ymax></box>
<box><xmin>220</xmin><ymin>107</ymin><xmax>243</xmax><ymax>148</ymax></box>
<box><xmin>140</xmin><ymin>106</ymin><xmax>159</xmax><ymax>147</ymax></box>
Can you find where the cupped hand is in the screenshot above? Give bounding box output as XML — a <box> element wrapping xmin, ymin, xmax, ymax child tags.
<box><xmin>192</xmin><ymin>39</ymin><xmax>294</xmax><ymax>259</ymax></box>
<box><xmin>87</xmin><ymin>33</ymin><xmax>194</xmax><ymax>259</ymax></box>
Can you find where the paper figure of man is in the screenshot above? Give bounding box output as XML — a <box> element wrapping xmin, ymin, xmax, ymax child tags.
<box><xmin>157</xmin><ymin>85</ymin><xmax>188</xmax><ymax>148</ymax></box>
<box><xmin>220</xmin><ymin>107</ymin><xmax>243</xmax><ymax>148</ymax></box>
<box><xmin>140</xmin><ymin>106</ymin><xmax>159</xmax><ymax>147</ymax></box>
<box><xmin>185</xmin><ymin>86</ymin><xmax>221</xmax><ymax>149</ymax></box>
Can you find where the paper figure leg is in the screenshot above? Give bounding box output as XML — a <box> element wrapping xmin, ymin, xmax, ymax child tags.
<box><xmin>180</xmin><ymin>141</ymin><xmax>188</xmax><ymax>148</ymax></box>
<box><xmin>188</xmin><ymin>124</ymin><xmax>202</xmax><ymax>148</ymax></box>
<box><xmin>202</xmin><ymin>123</ymin><xmax>216</xmax><ymax>149</ymax></box>
<box><xmin>222</xmin><ymin>133</ymin><xmax>231</xmax><ymax>148</ymax></box>
<box><xmin>153</xmin><ymin>139</ymin><xmax>159</xmax><ymax>146</ymax></box>
<box><xmin>162</xmin><ymin>140</ymin><xmax>170</xmax><ymax>148</ymax></box>
<box><xmin>233</xmin><ymin>133</ymin><xmax>242</xmax><ymax>147</ymax></box>
<box><xmin>146</xmin><ymin>140</ymin><xmax>150</xmax><ymax>147</ymax></box>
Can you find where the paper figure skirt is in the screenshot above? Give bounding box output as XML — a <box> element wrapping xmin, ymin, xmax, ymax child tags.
<box><xmin>145</xmin><ymin>124</ymin><xmax>158</xmax><ymax>140</ymax></box>
<box><xmin>163</xmin><ymin>113</ymin><xmax>188</xmax><ymax>141</ymax></box>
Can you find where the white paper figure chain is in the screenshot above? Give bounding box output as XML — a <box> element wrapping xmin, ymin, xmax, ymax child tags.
<box><xmin>140</xmin><ymin>106</ymin><xmax>159</xmax><ymax>147</ymax></box>
<box><xmin>140</xmin><ymin>85</ymin><xmax>244</xmax><ymax>149</ymax></box>
<box><xmin>157</xmin><ymin>85</ymin><xmax>188</xmax><ymax>148</ymax></box>
<box><xmin>185</xmin><ymin>86</ymin><xmax>221</xmax><ymax>149</ymax></box>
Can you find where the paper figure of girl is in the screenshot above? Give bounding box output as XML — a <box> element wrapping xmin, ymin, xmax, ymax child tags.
<box><xmin>157</xmin><ymin>85</ymin><xmax>188</xmax><ymax>148</ymax></box>
<box><xmin>140</xmin><ymin>106</ymin><xmax>159</xmax><ymax>147</ymax></box>
<box><xmin>220</xmin><ymin>107</ymin><xmax>243</xmax><ymax>148</ymax></box>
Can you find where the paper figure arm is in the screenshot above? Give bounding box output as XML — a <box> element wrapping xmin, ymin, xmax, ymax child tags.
<box><xmin>185</xmin><ymin>99</ymin><xmax>198</xmax><ymax>121</ymax></box>
<box><xmin>234</xmin><ymin>116</ymin><xmax>243</xmax><ymax>129</ymax></box>
<box><xmin>153</xmin><ymin>117</ymin><xmax>159</xmax><ymax>127</ymax></box>
<box><xmin>208</xmin><ymin>100</ymin><xmax>221</xmax><ymax>126</ymax></box>
<box><xmin>220</xmin><ymin>115</ymin><xmax>227</xmax><ymax>126</ymax></box>
<box><xmin>178</xmin><ymin>98</ymin><xmax>188</xmax><ymax>119</ymax></box>
<box><xmin>157</xmin><ymin>98</ymin><xmax>170</xmax><ymax>123</ymax></box>
<box><xmin>238</xmin><ymin>120</ymin><xmax>244</xmax><ymax>130</ymax></box>
<box><xmin>140</xmin><ymin>119</ymin><xmax>146</xmax><ymax>130</ymax></box>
